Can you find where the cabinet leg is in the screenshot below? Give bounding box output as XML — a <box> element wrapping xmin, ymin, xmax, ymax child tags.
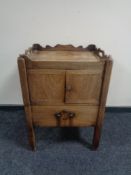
<box><xmin>24</xmin><ymin>107</ymin><xmax>36</xmax><ymax>151</ymax></box>
<box><xmin>28</xmin><ymin>126</ymin><xmax>36</xmax><ymax>151</ymax></box>
<box><xmin>92</xmin><ymin>125</ymin><xmax>101</xmax><ymax>150</ymax></box>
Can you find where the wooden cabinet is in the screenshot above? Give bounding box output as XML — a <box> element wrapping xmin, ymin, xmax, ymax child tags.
<box><xmin>18</xmin><ymin>44</ymin><xmax>113</xmax><ymax>150</ymax></box>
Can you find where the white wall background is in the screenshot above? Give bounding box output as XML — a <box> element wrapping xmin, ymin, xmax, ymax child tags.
<box><xmin>0</xmin><ymin>0</ymin><xmax>131</xmax><ymax>106</ymax></box>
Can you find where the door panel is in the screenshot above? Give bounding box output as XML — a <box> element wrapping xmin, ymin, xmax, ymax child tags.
<box><xmin>65</xmin><ymin>69</ymin><xmax>103</xmax><ymax>104</ymax></box>
<box><xmin>28</xmin><ymin>69</ymin><xmax>65</xmax><ymax>105</ymax></box>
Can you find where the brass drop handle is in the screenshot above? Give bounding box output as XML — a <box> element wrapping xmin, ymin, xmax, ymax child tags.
<box><xmin>54</xmin><ymin>111</ymin><xmax>68</xmax><ymax>120</ymax></box>
<box><xmin>54</xmin><ymin>110</ymin><xmax>75</xmax><ymax>120</ymax></box>
<box><xmin>54</xmin><ymin>112</ymin><xmax>62</xmax><ymax>119</ymax></box>
<box><xmin>61</xmin><ymin>110</ymin><xmax>69</xmax><ymax>120</ymax></box>
<box><xmin>68</xmin><ymin>112</ymin><xmax>75</xmax><ymax>118</ymax></box>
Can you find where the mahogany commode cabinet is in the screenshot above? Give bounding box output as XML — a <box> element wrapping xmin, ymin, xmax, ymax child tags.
<box><xmin>18</xmin><ymin>44</ymin><xmax>113</xmax><ymax>150</ymax></box>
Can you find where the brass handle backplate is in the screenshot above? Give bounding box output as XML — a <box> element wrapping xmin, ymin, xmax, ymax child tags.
<box><xmin>54</xmin><ymin>110</ymin><xmax>75</xmax><ymax>120</ymax></box>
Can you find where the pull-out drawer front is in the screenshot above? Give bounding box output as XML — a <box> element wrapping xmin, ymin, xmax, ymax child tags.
<box><xmin>32</xmin><ymin>106</ymin><xmax>98</xmax><ymax>127</ymax></box>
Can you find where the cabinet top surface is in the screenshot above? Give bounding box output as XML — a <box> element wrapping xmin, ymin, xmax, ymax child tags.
<box><xmin>26</xmin><ymin>51</ymin><xmax>100</xmax><ymax>62</ymax></box>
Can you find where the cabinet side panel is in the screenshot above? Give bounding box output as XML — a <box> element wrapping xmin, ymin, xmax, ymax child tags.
<box><xmin>18</xmin><ymin>57</ymin><xmax>30</xmax><ymax>106</ymax></box>
<box><xmin>18</xmin><ymin>57</ymin><xmax>36</xmax><ymax>149</ymax></box>
<box><xmin>17</xmin><ymin>58</ymin><xmax>33</xmax><ymax>126</ymax></box>
<box><xmin>97</xmin><ymin>58</ymin><xmax>113</xmax><ymax>126</ymax></box>
<box><xmin>92</xmin><ymin>58</ymin><xmax>112</xmax><ymax>149</ymax></box>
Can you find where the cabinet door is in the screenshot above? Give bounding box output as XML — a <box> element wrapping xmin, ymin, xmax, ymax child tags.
<box><xmin>65</xmin><ymin>69</ymin><xmax>103</xmax><ymax>104</ymax></box>
<box><xmin>28</xmin><ymin>69</ymin><xmax>65</xmax><ymax>105</ymax></box>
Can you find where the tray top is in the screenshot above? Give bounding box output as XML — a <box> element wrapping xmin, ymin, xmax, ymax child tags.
<box><xmin>26</xmin><ymin>51</ymin><xmax>100</xmax><ymax>62</ymax></box>
<box><xmin>19</xmin><ymin>44</ymin><xmax>108</xmax><ymax>69</ymax></box>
